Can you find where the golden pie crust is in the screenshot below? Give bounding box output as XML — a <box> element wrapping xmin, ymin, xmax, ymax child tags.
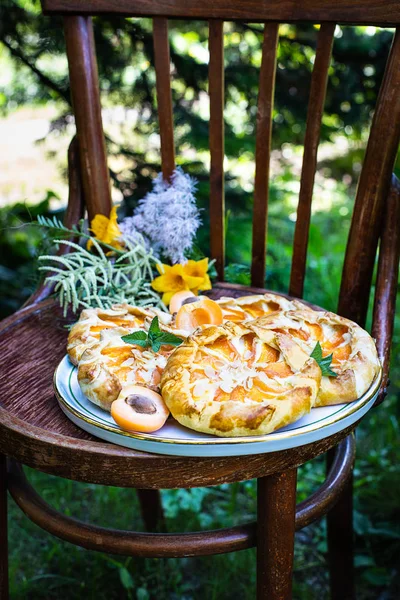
<box><xmin>216</xmin><ymin>293</ymin><xmax>309</xmax><ymax>323</ymax></box>
<box><xmin>77</xmin><ymin>326</ymin><xmax>186</xmax><ymax>412</ymax></box>
<box><xmin>67</xmin><ymin>304</ymin><xmax>174</xmax><ymax>365</ymax></box>
<box><xmin>161</xmin><ymin>321</ymin><xmax>321</xmax><ymax>437</ymax></box>
<box><xmin>250</xmin><ymin>310</ymin><xmax>380</xmax><ymax>406</ymax></box>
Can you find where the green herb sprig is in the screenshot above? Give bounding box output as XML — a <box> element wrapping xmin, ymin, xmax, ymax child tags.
<box><xmin>121</xmin><ymin>317</ymin><xmax>183</xmax><ymax>353</ymax></box>
<box><xmin>310</xmin><ymin>342</ymin><xmax>338</xmax><ymax>377</ymax></box>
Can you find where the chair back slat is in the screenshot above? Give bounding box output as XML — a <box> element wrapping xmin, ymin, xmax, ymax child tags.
<box><xmin>63</xmin><ymin>16</ymin><xmax>111</xmax><ymax>221</ymax></box>
<box><xmin>250</xmin><ymin>22</ymin><xmax>279</xmax><ymax>289</ymax></box>
<box><xmin>208</xmin><ymin>19</ymin><xmax>225</xmax><ymax>280</ymax></box>
<box><xmin>153</xmin><ymin>18</ymin><xmax>175</xmax><ymax>181</ymax></box>
<box><xmin>372</xmin><ymin>175</ymin><xmax>400</xmax><ymax>406</ymax></box>
<box><xmin>57</xmin><ymin>6</ymin><xmax>400</xmax><ymax>320</ymax></box>
<box><xmin>338</xmin><ymin>28</ymin><xmax>400</xmax><ymax>326</ymax></box>
<box><xmin>289</xmin><ymin>23</ymin><xmax>335</xmax><ymax>298</ymax></box>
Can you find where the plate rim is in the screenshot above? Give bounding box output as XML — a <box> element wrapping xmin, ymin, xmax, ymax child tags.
<box><xmin>54</xmin><ymin>355</ymin><xmax>382</xmax><ymax>447</ymax></box>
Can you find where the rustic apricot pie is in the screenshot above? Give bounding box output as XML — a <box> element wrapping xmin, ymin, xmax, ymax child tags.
<box><xmin>216</xmin><ymin>293</ymin><xmax>308</xmax><ymax>323</ymax></box>
<box><xmin>77</xmin><ymin>326</ymin><xmax>187</xmax><ymax>412</ymax></box>
<box><xmin>67</xmin><ymin>304</ymin><xmax>174</xmax><ymax>365</ymax></box>
<box><xmin>249</xmin><ymin>310</ymin><xmax>380</xmax><ymax>406</ymax></box>
<box><xmin>160</xmin><ymin>321</ymin><xmax>321</xmax><ymax>437</ymax></box>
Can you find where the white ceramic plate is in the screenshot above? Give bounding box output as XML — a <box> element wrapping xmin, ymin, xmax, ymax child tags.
<box><xmin>54</xmin><ymin>356</ymin><xmax>381</xmax><ymax>457</ymax></box>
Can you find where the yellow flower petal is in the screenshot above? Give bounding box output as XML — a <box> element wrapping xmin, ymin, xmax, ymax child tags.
<box><xmin>88</xmin><ymin>206</ymin><xmax>123</xmax><ymax>251</ymax></box>
<box><xmin>151</xmin><ymin>260</ymin><xmax>212</xmax><ymax>306</ymax></box>
<box><xmin>90</xmin><ymin>214</ymin><xmax>110</xmax><ymax>241</ymax></box>
<box><xmin>162</xmin><ymin>291</ymin><xmax>176</xmax><ymax>306</ymax></box>
<box><xmin>151</xmin><ymin>265</ymin><xmax>189</xmax><ymax>294</ymax></box>
<box><xmin>183</xmin><ymin>258</ymin><xmax>209</xmax><ymax>279</ymax></box>
<box><xmin>192</xmin><ymin>273</ymin><xmax>212</xmax><ymax>293</ymax></box>
<box><xmin>182</xmin><ymin>274</ymin><xmax>205</xmax><ymax>289</ymax></box>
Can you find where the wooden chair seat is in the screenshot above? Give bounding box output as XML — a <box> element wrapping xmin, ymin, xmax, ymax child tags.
<box><xmin>0</xmin><ymin>283</ymin><xmax>355</xmax><ymax>490</ymax></box>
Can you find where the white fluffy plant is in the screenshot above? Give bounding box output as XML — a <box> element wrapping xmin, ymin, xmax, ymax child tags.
<box><xmin>119</xmin><ymin>167</ymin><xmax>201</xmax><ymax>264</ymax></box>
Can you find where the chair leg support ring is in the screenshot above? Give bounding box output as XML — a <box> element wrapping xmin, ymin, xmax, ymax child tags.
<box><xmin>6</xmin><ymin>435</ymin><xmax>355</xmax><ymax>559</ymax></box>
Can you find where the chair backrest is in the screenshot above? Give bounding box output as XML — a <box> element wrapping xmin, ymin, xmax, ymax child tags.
<box><xmin>41</xmin><ymin>1</ymin><xmax>400</xmax><ymax>329</ymax></box>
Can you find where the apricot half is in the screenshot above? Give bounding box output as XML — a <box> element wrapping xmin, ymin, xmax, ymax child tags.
<box><xmin>175</xmin><ymin>297</ymin><xmax>223</xmax><ymax>331</ymax></box>
<box><xmin>111</xmin><ymin>385</ymin><xmax>169</xmax><ymax>433</ymax></box>
<box><xmin>169</xmin><ymin>290</ymin><xmax>197</xmax><ymax>314</ymax></box>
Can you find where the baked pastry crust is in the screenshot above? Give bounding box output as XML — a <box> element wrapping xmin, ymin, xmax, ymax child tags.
<box><xmin>250</xmin><ymin>310</ymin><xmax>380</xmax><ymax>406</ymax></box>
<box><xmin>77</xmin><ymin>327</ymin><xmax>185</xmax><ymax>412</ymax></box>
<box><xmin>67</xmin><ymin>304</ymin><xmax>174</xmax><ymax>365</ymax></box>
<box><xmin>161</xmin><ymin>321</ymin><xmax>321</xmax><ymax>437</ymax></box>
<box><xmin>216</xmin><ymin>293</ymin><xmax>309</xmax><ymax>323</ymax></box>
<box><xmin>68</xmin><ymin>293</ymin><xmax>309</xmax><ymax>366</ymax></box>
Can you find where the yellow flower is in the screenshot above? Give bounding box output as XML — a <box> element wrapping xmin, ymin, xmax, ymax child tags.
<box><xmin>183</xmin><ymin>258</ymin><xmax>212</xmax><ymax>294</ymax></box>
<box><xmin>87</xmin><ymin>206</ymin><xmax>123</xmax><ymax>251</ymax></box>
<box><xmin>151</xmin><ymin>263</ymin><xmax>204</xmax><ymax>306</ymax></box>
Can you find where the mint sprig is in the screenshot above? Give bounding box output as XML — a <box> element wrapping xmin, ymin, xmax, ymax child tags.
<box><xmin>310</xmin><ymin>342</ymin><xmax>338</xmax><ymax>378</ymax></box>
<box><xmin>121</xmin><ymin>316</ymin><xmax>183</xmax><ymax>353</ymax></box>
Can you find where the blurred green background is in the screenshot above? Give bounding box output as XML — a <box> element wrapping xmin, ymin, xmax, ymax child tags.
<box><xmin>1</xmin><ymin>1</ymin><xmax>399</xmax><ymax>598</ymax></box>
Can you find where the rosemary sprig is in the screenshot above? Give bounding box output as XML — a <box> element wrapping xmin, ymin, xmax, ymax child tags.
<box><xmin>38</xmin><ymin>235</ymin><xmax>165</xmax><ymax>316</ymax></box>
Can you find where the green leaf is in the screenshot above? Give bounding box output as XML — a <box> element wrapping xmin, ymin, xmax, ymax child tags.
<box><xmin>156</xmin><ymin>332</ymin><xmax>184</xmax><ymax>346</ymax></box>
<box><xmin>119</xmin><ymin>566</ymin><xmax>134</xmax><ymax>590</ymax></box>
<box><xmin>136</xmin><ymin>588</ymin><xmax>149</xmax><ymax>600</ymax></box>
<box><xmin>148</xmin><ymin>316</ymin><xmax>161</xmax><ymax>337</ymax></box>
<box><xmin>122</xmin><ymin>331</ymin><xmax>149</xmax><ymax>347</ymax></box>
<box><xmin>310</xmin><ymin>341</ymin><xmax>323</xmax><ymax>362</ymax></box>
<box><xmin>151</xmin><ymin>342</ymin><xmax>161</xmax><ymax>353</ymax></box>
<box><xmin>310</xmin><ymin>342</ymin><xmax>337</xmax><ymax>378</ymax></box>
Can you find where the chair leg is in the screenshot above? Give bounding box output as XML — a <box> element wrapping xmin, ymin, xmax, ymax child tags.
<box><xmin>327</xmin><ymin>447</ymin><xmax>355</xmax><ymax>600</ymax></box>
<box><xmin>136</xmin><ymin>489</ymin><xmax>165</xmax><ymax>532</ymax></box>
<box><xmin>257</xmin><ymin>469</ymin><xmax>297</xmax><ymax>600</ymax></box>
<box><xmin>0</xmin><ymin>455</ymin><xmax>9</xmax><ymax>600</ymax></box>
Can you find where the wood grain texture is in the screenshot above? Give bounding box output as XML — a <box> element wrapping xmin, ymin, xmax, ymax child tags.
<box><xmin>0</xmin><ymin>455</ymin><xmax>8</xmax><ymax>600</ymax></box>
<box><xmin>250</xmin><ymin>22</ymin><xmax>279</xmax><ymax>289</ymax></box>
<box><xmin>7</xmin><ymin>436</ymin><xmax>354</xmax><ymax>558</ymax></box>
<box><xmin>338</xmin><ymin>28</ymin><xmax>400</xmax><ymax>326</ymax></box>
<box><xmin>289</xmin><ymin>23</ymin><xmax>335</xmax><ymax>299</ymax></box>
<box><xmin>136</xmin><ymin>488</ymin><xmax>166</xmax><ymax>532</ymax></box>
<box><xmin>257</xmin><ymin>470</ymin><xmax>297</xmax><ymax>600</ymax></box>
<box><xmin>41</xmin><ymin>1</ymin><xmax>400</xmax><ymax>26</ymax></box>
<box><xmin>372</xmin><ymin>175</ymin><xmax>400</xmax><ymax>406</ymax></box>
<box><xmin>64</xmin><ymin>135</ymin><xmax>85</xmax><ymax>229</ymax></box>
<box><xmin>327</xmin><ymin>453</ymin><xmax>355</xmax><ymax>600</ymax></box>
<box><xmin>64</xmin><ymin>16</ymin><xmax>112</xmax><ymax>221</ymax></box>
<box><xmin>209</xmin><ymin>20</ymin><xmax>225</xmax><ymax>280</ymax></box>
<box><xmin>153</xmin><ymin>17</ymin><xmax>175</xmax><ymax>181</ymax></box>
<box><xmin>0</xmin><ymin>292</ymin><xmax>356</xmax><ymax>489</ymax></box>
<box><xmin>296</xmin><ymin>434</ymin><xmax>355</xmax><ymax>530</ymax></box>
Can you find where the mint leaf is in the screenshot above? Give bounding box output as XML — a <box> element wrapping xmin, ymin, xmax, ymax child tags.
<box><xmin>122</xmin><ymin>331</ymin><xmax>149</xmax><ymax>348</ymax></box>
<box><xmin>122</xmin><ymin>317</ymin><xmax>184</xmax><ymax>353</ymax></box>
<box><xmin>310</xmin><ymin>342</ymin><xmax>337</xmax><ymax>378</ymax></box>
<box><xmin>148</xmin><ymin>316</ymin><xmax>161</xmax><ymax>337</ymax></box>
<box><xmin>310</xmin><ymin>341</ymin><xmax>323</xmax><ymax>363</ymax></box>
<box><xmin>156</xmin><ymin>332</ymin><xmax>184</xmax><ymax>347</ymax></box>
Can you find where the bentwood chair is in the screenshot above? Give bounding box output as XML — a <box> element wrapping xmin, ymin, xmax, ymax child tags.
<box><xmin>1</xmin><ymin>2</ymin><xmax>400</xmax><ymax>599</ymax></box>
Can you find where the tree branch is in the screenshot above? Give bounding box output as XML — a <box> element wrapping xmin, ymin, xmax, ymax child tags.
<box><xmin>0</xmin><ymin>37</ymin><xmax>71</xmax><ymax>105</ymax></box>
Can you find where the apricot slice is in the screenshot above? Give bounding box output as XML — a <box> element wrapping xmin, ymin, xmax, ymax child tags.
<box><xmin>175</xmin><ymin>298</ymin><xmax>223</xmax><ymax>331</ymax></box>
<box><xmin>111</xmin><ymin>385</ymin><xmax>169</xmax><ymax>433</ymax></box>
<box><xmin>169</xmin><ymin>290</ymin><xmax>197</xmax><ymax>314</ymax></box>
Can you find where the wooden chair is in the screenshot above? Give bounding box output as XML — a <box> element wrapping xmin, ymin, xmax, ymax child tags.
<box><xmin>1</xmin><ymin>1</ymin><xmax>400</xmax><ymax>598</ymax></box>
